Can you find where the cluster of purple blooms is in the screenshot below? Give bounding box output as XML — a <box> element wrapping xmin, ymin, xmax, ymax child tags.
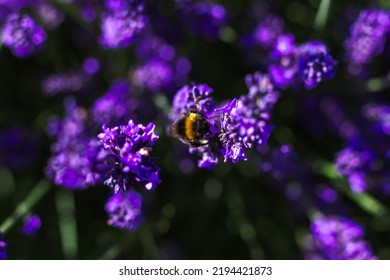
<box><xmin>269</xmin><ymin>35</ymin><xmax>336</xmax><ymax>89</ymax></box>
<box><xmin>306</xmin><ymin>216</ymin><xmax>376</xmax><ymax>260</ymax></box>
<box><xmin>170</xmin><ymin>73</ymin><xmax>279</xmax><ymax>169</ymax></box>
<box><xmin>46</xmin><ymin>87</ymin><xmax>160</xmax><ymax>230</ymax></box>
<box><xmin>0</xmin><ymin>7</ymin><xmax>46</xmax><ymax>58</ymax></box>
<box><xmin>1</xmin><ymin>0</ymin><xmax>388</xmax><ymax>261</ymax></box>
<box><xmin>345</xmin><ymin>8</ymin><xmax>390</xmax><ymax>66</ymax></box>
<box><xmin>100</xmin><ymin>0</ymin><xmax>148</xmax><ymax>49</ymax></box>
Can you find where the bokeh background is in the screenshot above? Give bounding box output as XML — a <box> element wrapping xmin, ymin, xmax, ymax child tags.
<box><xmin>1</xmin><ymin>0</ymin><xmax>390</xmax><ymax>260</ymax></box>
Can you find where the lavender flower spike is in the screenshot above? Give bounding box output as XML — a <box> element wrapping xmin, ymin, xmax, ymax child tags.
<box><xmin>99</xmin><ymin>1</ymin><xmax>147</xmax><ymax>49</ymax></box>
<box><xmin>345</xmin><ymin>8</ymin><xmax>390</xmax><ymax>65</ymax></box>
<box><xmin>1</xmin><ymin>13</ymin><xmax>46</xmax><ymax>58</ymax></box>
<box><xmin>307</xmin><ymin>216</ymin><xmax>376</xmax><ymax>260</ymax></box>
<box><xmin>98</xmin><ymin>119</ymin><xmax>161</xmax><ymax>193</ymax></box>
<box><xmin>105</xmin><ymin>190</ymin><xmax>143</xmax><ymax>231</ymax></box>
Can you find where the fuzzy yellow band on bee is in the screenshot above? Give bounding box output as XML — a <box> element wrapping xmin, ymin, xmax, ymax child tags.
<box><xmin>185</xmin><ymin>112</ymin><xmax>197</xmax><ymax>140</ymax></box>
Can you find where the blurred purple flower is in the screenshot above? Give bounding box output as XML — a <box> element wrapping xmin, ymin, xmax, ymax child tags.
<box><xmin>42</xmin><ymin>71</ymin><xmax>89</xmax><ymax>96</ymax></box>
<box><xmin>335</xmin><ymin>147</ymin><xmax>371</xmax><ymax>193</ymax></box>
<box><xmin>132</xmin><ymin>59</ymin><xmax>174</xmax><ymax>92</ymax></box>
<box><xmin>1</xmin><ymin>13</ymin><xmax>46</xmax><ymax>58</ymax></box>
<box><xmin>306</xmin><ymin>216</ymin><xmax>376</xmax><ymax>260</ymax></box>
<box><xmin>253</xmin><ymin>14</ymin><xmax>284</xmax><ymax>49</ymax></box>
<box><xmin>92</xmin><ymin>80</ymin><xmax>138</xmax><ymax>127</ymax></box>
<box><xmin>34</xmin><ymin>1</ymin><xmax>64</xmax><ymax>29</ymax></box>
<box><xmin>176</xmin><ymin>0</ymin><xmax>227</xmax><ymax>40</ymax></box>
<box><xmin>105</xmin><ymin>190</ymin><xmax>143</xmax><ymax>231</ymax></box>
<box><xmin>0</xmin><ymin>233</ymin><xmax>7</xmax><ymax>260</ymax></box>
<box><xmin>46</xmin><ymin>99</ymin><xmax>101</xmax><ymax>189</ymax></box>
<box><xmin>269</xmin><ymin>34</ymin><xmax>297</xmax><ymax>88</ymax></box>
<box><xmin>345</xmin><ymin>8</ymin><xmax>390</xmax><ymax>65</ymax></box>
<box><xmin>99</xmin><ymin>1</ymin><xmax>147</xmax><ymax>49</ymax></box>
<box><xmin>362</xmin><ymin>103</ymin><xmax>390</xmax><ymax>136</ymax></box>
<box><xmin>21</xmin><ymin>214</ymin><xmax>41</xmax><ymax>236</ymax></box>
<box><xmin>82</xmin><ymin>57</ymin><xmax>100</xmax><ymax>75</ymax></box>
<box><xmin>0</xmin><ymin>126</ymin><xmax>39</xmax><ymax>170</ymax></box>
<box><xmin>98</xmin><ymin>119</ymin><xmax>161</xmax><ymax>193</ymax></box>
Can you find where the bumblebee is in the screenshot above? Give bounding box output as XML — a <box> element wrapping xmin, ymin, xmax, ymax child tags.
<box><xmin>169</xmin><ymin>110</ymin><xmax>210</xmax><ymax>147</ymax></box>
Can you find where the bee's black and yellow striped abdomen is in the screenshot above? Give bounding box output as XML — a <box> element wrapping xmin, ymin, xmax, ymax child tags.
<box><xmin>170</xmin><ymin>111</ymin><xmax>210</xmax><ymax>147</ymax></box>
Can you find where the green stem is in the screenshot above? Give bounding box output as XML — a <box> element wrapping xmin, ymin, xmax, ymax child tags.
<box><xmin>98</xmin><ymin>233</ymin><xmax>136</xmax><ymax>260</ymax></box>
<box><xmin>225</xmin><ymin>185</ymin><xmax>264</xmax><ymax>259</ymax></box>
<box><xmin>313</xmin><ymin>0</ymin><xmax>332</xmax><ymax>31</ymax></box>
<box><xmin>0</xmin><ymin>179</ymin><xmax>51</xmax><ymax>234</ymax></box>
<box><xmin>139</xmin><ymin>225</ymin><xmax>161</xmax><ymax>259</ymax></box>
<box><xmin>314</xmin><ymin>160</ymin><xmax>386</xmax><ymax>217</ymax></box>
<box><xmin>56</xmin><ymin>188</ymin><xmax>78</xmax><ymax>259</ymax></box>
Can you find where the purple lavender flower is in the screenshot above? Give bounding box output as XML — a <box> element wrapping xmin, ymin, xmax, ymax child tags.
<box><xmin>46</xmin><ymin>99</ymin><xmax>101</xmax><ymax>189</ymax></box>
<box><xmin>362</xmin><ymin>103</ymin><xmax>390</xmax><ymax>136</ymax></box>
<box><xmin>21</xmin><ymin>214</ymin><xmax>41</xmax><ymax>236</ymax></box>
<box><xmin>253</xmin><ymin>14</ymin><xmax>284</xmax><ymax>49</ymax></box>
<box><xmin>1</xmin><ymin>13</ymin><xmax>46</xmax><ymax>58</ymax></box>
<box><xmin>132</xmin><ymin>59</ymin><xmax>174</xmax><ymax>92</ymax></box>
<box><xmin>41</xmin><ymin>71</ymin><xmax>89</xmax><ymax>96</ymax></box>
<box><xmin>98</xmin><ymin>119</ymin><xmax>161</xmax><ymax>193</ymax></box>
<box><xmin>170</xmin><ymin>75</ymin><xmax>278</xmax><ymax>168</ymax></box>
<box><xmin>269</xmin><ymin>34</ymin><xmax>297</xmax><ymax>88</ymax></box>
<box><xmin>297</xmin><ymin>41</ymin><xmax>336</xmax><ymax>89</ymax></box>
<box><xmin>91</xmin><ymin>80</ymin><xmax>136</xmax><ymax>126</ymax></box>
<box><xmin>99</xmin><ymin>1</ymin><xmax>147</xmax><ymax>49</ymax></box>
<box><xmin>335</xmin><ymin>147</ymin><xmax>371</xmax><ymax>193</ymax></box>
<box><xmin>345</xmin><ymin>8</ymin><xmax>390</xmax><ymax>65</ymax></box>
<box><xmin>0</xmin><ymin>126</ymin><xmax>39</xmax><ymax>170</ymax></box>
<box><xmin>105</xmin><ymin>190</ymin><xmax>143</xmax><ymax>231</ymax></box>
<box><xmin>176</xmin><ymin>0</ymin><xmax>227</xmax><ymax>40</ymax></box>
<box><xmin>307</xmin><ymin>216</ymin><xmax>376</xmax><ymax>260</ymax></box>
<box><xmin>34</xmin><ymin>1</ymin><xmax>64</xmax><ymax>29</ymax></box>
<box><xmin>0</xmin><ymin>233</ymin><xmax>7</xmax><ymax>260</ymax></box>
<box><xmin>82</xmin><ymin>57</ymin><xmax>100</xmax><ymax>75</ymax></box>
<box><xmin>219</xmin><ymin>74</ymin><xmax>278</xmax><ymax>163</ymax></box>
<box><xmin>170</xmin><ymin>83</ymin><xmax>215</xmax><ymax>122</ymax></box>
<box><xmin>269</xmin><ymin>36</ymin><xmax>336</xmax><ymax>89</ymax></box>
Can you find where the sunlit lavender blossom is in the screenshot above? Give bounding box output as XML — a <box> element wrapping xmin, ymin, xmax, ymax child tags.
<box><xmin>345</xmin><ymin>8</ymin><xmax>390</xmax><ymax>65</ymax></box>
<box><xmin>1</xmin><ymin>13</ymin><xmax>46</xmax><ymax>58</ymax></box>
<box><xmin>46</xmin><ymin>99</ymin><xmax>101</xmax><ymax>189</ymax></box>
<box><xmin>335</xmin><ymin>147</ymin><xmax>371</xmax><ymax>193</ymax></box>
<box><xmin>21</xmin><ymin>214</ymin><xmax>41</xmax><ymax>236</ymax></box>
<box><xmin>0</xmin><ymin>233</ymin><xmax>6</xmax><ymax>260</ymax></box>
<box><xmin>100</xmin><ymin>1</ymin><xmax>147</xmax><ymax>49</ymax></box>
<box><xmin>306</xmin><ymin>216</ymin><xmax>376</xmax><ymax>260</ymax></box>
<box><xmin>171</xmin><ymin>75</ymin><xmax>278</xmax><ymax>168</ymax></box>
<box><xmin>219</xmin><ymin>73</ymin><xmax>278</xmax><ymax>163</ymax></box>
<box><xmin>176</xmin><ymin>0</ymin><xmax>227</xmax><ymax>40</ymax></box>
<box><xmin>170</xmin><ymin>83</ymin><xmax>215</xmax><ymax>122</ymax></box>
<box><xmin>98</xmin><ymin>119</ymin><xmax>161</xmax><ymax>193</ymax></box>
<box><xmin>105</xmin><ymin>190</ymin><xmax>143</xmax><ymax>231</ymax></box>
<box><xmin>253</xmin><ymin>14</ymin><xmax>284</xmax><ymax>49</ymax></box>
<box><xmin>269</xmin><ymin>36</ymin><xmax>336</xmax><ymax>89</ymax></box>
